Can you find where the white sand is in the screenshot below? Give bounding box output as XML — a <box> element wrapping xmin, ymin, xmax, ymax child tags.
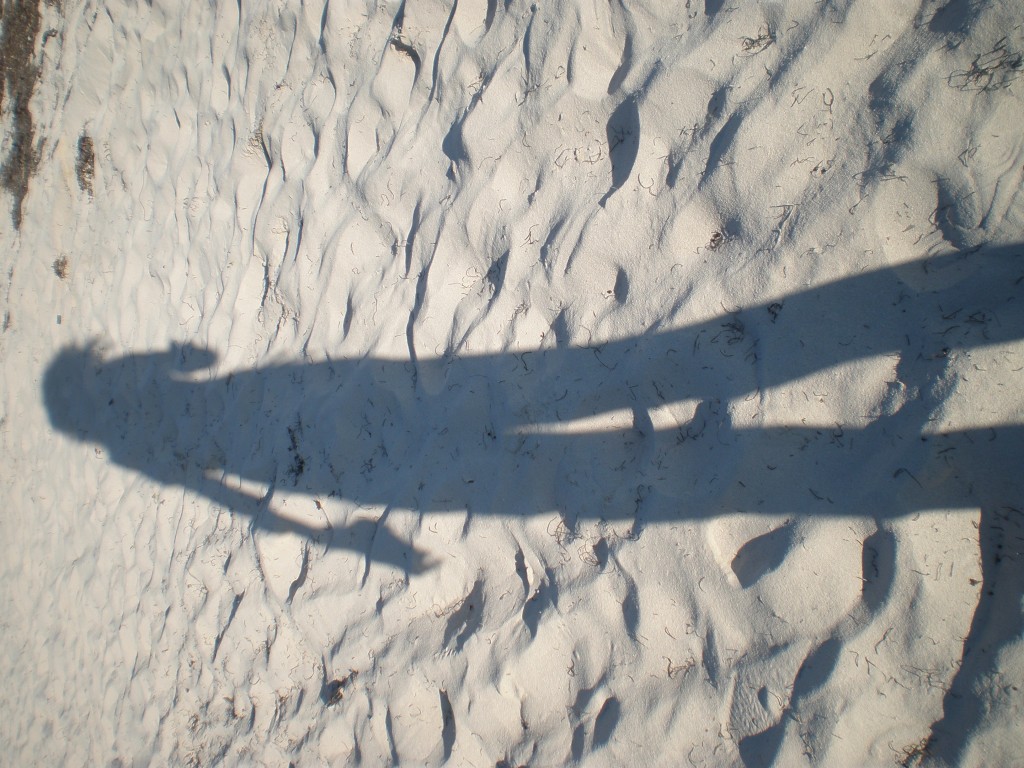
<box><xmin>2</xmin><ymin>0</ymin><xmax>1023</xmax><ymax>765</ymax></box>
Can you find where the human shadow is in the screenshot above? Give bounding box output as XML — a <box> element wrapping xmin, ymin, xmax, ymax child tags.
<box><xmin>44</xmin><ymin>244</ymin><xmax>1022</xmax><ymax>764</ymax></box>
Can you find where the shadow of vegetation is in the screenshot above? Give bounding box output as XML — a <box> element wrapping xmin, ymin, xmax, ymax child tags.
<box><xmin>44</xmin><ymin>244</ymin><xmax>1023</xmax><ymax>763</ymax></box>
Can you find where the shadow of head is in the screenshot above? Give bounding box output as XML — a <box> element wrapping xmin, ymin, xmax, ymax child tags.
<box><xmin>44</xmin><ymin>342</ymin><xmax>104</xmax><ymax>439</ymax></box>
<box><xmin>44</xmin><ymin>341</ymin><xmax>218</xmax><ymax>456</ymax></box>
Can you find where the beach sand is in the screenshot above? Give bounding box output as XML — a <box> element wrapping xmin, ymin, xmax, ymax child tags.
<box><xmin>2</xmin><ymin>0</ymin><xmax>1022</xmax><ymax>765</ymax></box>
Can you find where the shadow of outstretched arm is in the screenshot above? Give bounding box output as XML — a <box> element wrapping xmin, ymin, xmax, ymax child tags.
<box><xmin>196</xmin><ymin>472</ymin><xmax>432</xmax><ymax>574</ymax></box>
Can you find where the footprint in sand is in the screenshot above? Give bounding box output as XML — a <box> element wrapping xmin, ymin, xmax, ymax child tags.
<box><xmin>731</xmin><ymin>523</ymin><xmax>907</xmax><ymax>765</ymax></box>
<box><xmin>373</xmin><ymin>35</ymin><xmax>418</xmax><ymax>120</ymax></box>
<box><xmin>729</xmin><ymin>523</ymin><xmax>796</xmax><ymax>589</ymax></box>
